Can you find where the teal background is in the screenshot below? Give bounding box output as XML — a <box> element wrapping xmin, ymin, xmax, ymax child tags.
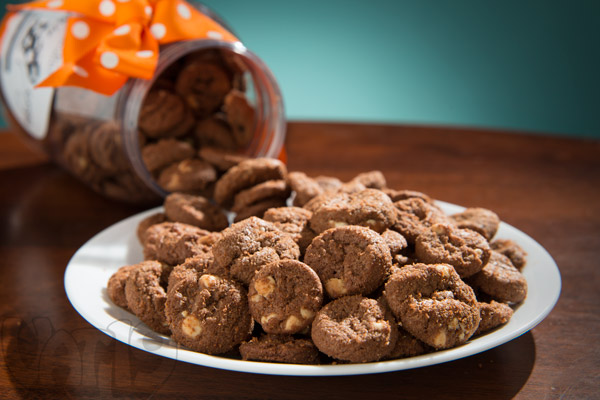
<box><xmin>1</xmin><ymin>0</ymin><xmax>599</xmax><ymax>138</ymax></box>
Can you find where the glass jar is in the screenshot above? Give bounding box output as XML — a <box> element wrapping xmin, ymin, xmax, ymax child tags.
<box><xmin>0</xmin><ymin>3</ymin><xmax>285</xmax><ymax>204</ymax></box>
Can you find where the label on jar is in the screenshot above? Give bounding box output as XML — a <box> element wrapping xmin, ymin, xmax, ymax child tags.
<box><xmin>0</xmin><ymin>11</ymin><xmax>67</xmax><ymax>140</ymax></box>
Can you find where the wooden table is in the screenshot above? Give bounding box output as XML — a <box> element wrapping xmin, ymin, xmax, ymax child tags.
<box><xmin>1</xmin><ymin>122</ymin><xmax>598</xmax><ymax>399</ymax></box>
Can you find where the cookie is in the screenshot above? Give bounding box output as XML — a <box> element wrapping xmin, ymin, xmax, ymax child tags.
<box><xmin>233</xmin><ymin>197</ymin><xmax>288</xmax><ymax>223</ymax></box>
<box><xmin>107</xmin><ymin>265</ymin><xmax>138</xmax><ymax>309</ymax></box>
<box><xmin>211</xmin><ymin>217</ymin><xmax>300</xmax><ymax>285</ymax></box>
<box><xmin>415</xmin><ymin>223</ymin><xmax>491</xmax><ymax>278</ymax></box>
<box><xmin>164</xmin><ymin>192</ymin><xmax>228</xmax><ymax>232</ymax></box>
<box><xmin>381</xmin><ymin>229</ymin><xmax>408</xmax><ymax>259</ymax></box>
<box><xmin>474</xmin><ymin>300</ymin><xmax>514</xmax><ymax>335</ymax></box>
<box><xmin>198</xmin><ymin>146</ymin><xmax>249</xmax><ymax>171</ymax></box>
<box><xmin>165</xmin><ymin>272</ymin><xmax>252</xmax><ymax>354</ymax></box>
<box><xmin>309</xmin><ymin>189</ymin><xmax>397</xmax><ymax>234</ymax></box>
<box><xmin>349</xmin><ymin>170</ymin><xmax>386</xmax><ymax>189</ymax></box>
<box><xmin>87</xmin><ymin>120</ymin><xmax>128</xmax><ymax>174</ymax></box>
<box><xmin>383</xmin><ymin>188</ymin><xmax>433</xmax><ymax>204</ymax></box>
<box><xmin>157</xmin><ymin>158</ymin><xmax>217</xmax><ymax>193</ymax></box>
<box><xmin>239</xmin><ymin>334</ymin><xmax>320</xmax><ymax>364</ymax></box>
<box><xmin>467</xmin><ymin>251</ymin><xmax>528</xmax><ymax>303</ymax></box>
<box><xmin>311</xmin><ymin>295</ymin><xmax>398</xmax><ymax>363</ymax></box>
<box><xmin>315</xmin><ymin>175</ymin><xmax>343</xmax><ymax>192</ymax></box>
<box><xmin>248</xmin><ymin>260</ymin><xmax>323</xmax><ymax>334</ymax></box>
<box><xmin>138</xmin><ymin>89</ymin><xmax>194</xmax><ymax>138</ymax></box>
<box><xmin>141</xmin><ymin>138</ymin><xmax>196</xmax><ymax>173</ymax></box>
<box><xmin>490</xmin><ymin>239</ymin><xmax>527</xmax><ymax>270</ymax></box>
<box><xmin>383</xmin><ymin>327</ymin><xmax>428</xmax><ymax>360</ymax></box>
<box><xmin>450</xmin><ymin>207</ymin><xmax>500</xmax><ymax>241</ymax></box>
<box><xmin>263</xmin><ymin>206</ymin><xmax>316</xmax><ymax>254</ymax></box>
<box><xmin>175</xmin><ymin>61</ymin><xmax>232</xmax><ymax>118</ymax></box>
<box><xmin>143</xmin><ymin>222</ymin><xmax>212</xmax><ymax>265</ymax></box>
<box><xmin>62</xmin><ymin>129</ymin><xmax>107</xmax><ymax>185</ymax></box>
<box><xmin>124</xmin><ymin>260</ymin><xmax>171</xmax><ymax>335</ymax></box>
<box><xmin>304</xmin><ymin>225</ymin><xmax>392</xmax><ymax>299</ymax></box>
<box><xmin>231</xmin><ymin>180</ymin><xmax>290</xmax><ymax>213</ymax></box>
<box><xmin>287</xmin><ymin>171</ymin><xmax>325</xmax><ymax>207</ymax></box>
<box><xmin>384</xmin><ymin>263</ymin><xmax>481</xmax><ymax>349</ymax></box>
<box><xmin>223</xmin><ymin>89</ymin><xmax>255</xmax><ymax>148</ymax></box>
<box><xmin>136</xmin><ymin>212</ymin><xmax>168</xmax><ymax>244</ymax></box>
<box><xmin>167</xmin><ymin>254</ymin><xmax>213</xmax><ymax>291</ymax></box>
<box><xmin>213</xmin><ymin>158</ymin><xmax>287</xmax><ymax>206</ymax></box>
<box><xmin>194</xmin><ymin>115</ymin><xmax>237</xmax><ymax>150</ymax></box>
<box><xmin>391</xmin><ymin>197</ymin><xmax>450</xmax><ymax>243</ymax></box>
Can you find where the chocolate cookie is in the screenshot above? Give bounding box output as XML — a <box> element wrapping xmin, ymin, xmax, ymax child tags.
<box><xmin>194</xmin><ymin>115</ymin><xmax>237</xmax><ymax>150</ymax></box>
<box><xmin>304</xmin><ymin>225</ymin><xmax>392</xmax><ymax>299</ymax></box>
<box><xmin>381</xmin><ymin>229</ymin><xmax>408</xmax><ymax>259</ymax></box>
<box><xmin>383</xmin><ymin>327</ymin><xmax>428</xmax><ymax>360</ymax></box>
<box><xmin>124</xmin><ymin>260</ymin><xmax>171</xmax><ymax>335</ymax></box>
<box><xmin>143</xmin><ymin>222</ymin><xmax>211</xmax><ymax>265</ymax></box>
<box><xmin>157</xmin><ymin>158</ymin><xmax>217</xmax><ymax>193</ymax></box>
<box><xmin>164</xmin><ymin>192</ymin><xmax>228</xmax><ymax>232</ymax></box>
<box><xmin>233</xmin><ymin>197</ymin><xmax>288</xmax><ymax>223</ymax></box>
<box><xmin>239</xmin><ymin>334</ymin><xmax>320</xmax><ymax>364</ymax></box>
<box><xmin>175</xmin><ymin>61</ymin><xmax>232</xmax><ymax>118</ymax></box>
<box><xmin>141</xmin><ymin>138</ymin><xmax>195</xmax><ymax>173</ymax></box>
<box><xmin>211</xmin><ymin>217</ymin><xmax>300</xmax><ymax>285</ymax></box>
<box><xmin>315</xmin><ymin>175</ymin><xmax>343</xmax><ymax>192</ymax></box>
<box><xmin>287</xmin><ymin>171</ymin><xmax>325</xmax><ymax>207</ymax></box>
<box><xmin>223</xmin><ymin>89</ymin><xmax>255</xmax><ymax>148</ymax></box>
<box><xmin>248</xmin><ymin>260</ymin><xmax>323</xmax><ymax>334</ymax></box>
<box><xmin>450</xmin><ymin>207</ymin><xmax>500</xmax><ymax>241</ymax></box>
<box><xmin>349</xmin><ymin>170</ymin><xmax>386</xmax><ymax>189</ymax></box>
<box><xmin>474</xmin><ymin>300</ymin><xmax>514</xmax><ymax>335</ymax></box>
<box><xmin>490</xmin><ymin>239</ymin><xmax>527</xmax><ymax>270</ymax></box>
<box><xmin>309</xmin><ymin>189</ymin><xmax>397</xmax><ymax>234</ymax></box>
<box><xmin>213</xmin><ymin>158</ymin><xmax>287</xmax><ymax>206</ymax></box>
<box><xmin>383</xmin><ymin>188</ymin><xmax>433</xmax><ymax>204</ymax></box>
<box><xmin>138</xmin><ymin>89</ymin><xmax>194</xmax><ymax>138</ymax></box>
<box><xmin>415</xmin><ymin>223</ymin><xmax>491</xmax><ymax>278</ymax></box>
<box><xmin>136</xmin><ymin>212</ymin><xmax>168</xmax><ymax>244</ymax></box>
<box><xmin>198</xmin><ymin>146</ymin><xmax>249</xmax><ymax>171</ymax></box>
<box><xmin>263</xmin><ymin>206</ymin><xmax>316</xmax><ymax>254</ymax></box>
<box><xmin>392</xmin><ymin>197</ymin><xmax>450</xmax><ymax>243</ymax></box>
<box><xmin>107</xmin><ymin>265</ymin><xmax>138</xmax><ymax>309</ymax></box>
<box><xmin>87</xmin><ymin>120</ymin><xmax>128</xmax><ymax>174</ymax></box>
<box><xmin>384</xmin><ymin>263</ymin><xmax>481</xmax><ymax>349</ymax></box>
<box><xmin>165</xmin><ymin>272</ymin><xmax>252</xmax><ymax>354</ymax></box>
<box><xmin>467</xmin><ymin>251</ymin><xmax>528</xmax><ymax>304</ymax></box>
<box><xmin>231</xmin><ymin>180</ymin><xmax>290</xmax><ymax>214</ymax></box>
<box><xmin>311</xmin><ymin>295</ymin><xmax>398</xmax><ymax>363</ymax></box>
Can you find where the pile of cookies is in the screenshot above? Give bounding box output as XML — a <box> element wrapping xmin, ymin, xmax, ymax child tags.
<box><xmin>50</xmin><ymin>48</ymin><xmax>255</xmax><ymax>203</ymax></box>
<box><xmin>107</xmin><ymin>157</ymin><xmax>528</xmax><ymax>364</ymax></box>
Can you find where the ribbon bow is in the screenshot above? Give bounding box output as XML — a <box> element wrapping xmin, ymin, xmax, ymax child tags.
<box><xmin>5</xmin><ymin>0</ymin><xmax>238</xmax><ymax>95</ymax></box>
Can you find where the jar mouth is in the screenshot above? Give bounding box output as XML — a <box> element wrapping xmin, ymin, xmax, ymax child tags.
<box><xmin>118</xmin><ymin>40</ymin><xmax>286</xmax><ymax>198</ymax></box>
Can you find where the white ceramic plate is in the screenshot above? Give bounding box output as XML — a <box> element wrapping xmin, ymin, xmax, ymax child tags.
<box><xmin>64</xmin><ymin>201</ymin><xmax>561</xmax><ymax>376</ymax></box>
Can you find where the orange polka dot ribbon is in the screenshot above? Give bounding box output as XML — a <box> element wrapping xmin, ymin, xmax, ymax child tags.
<box><xmin>3</xmin><ymin>0</ymin><xmax>239</xmax><ymax>95</ymax></box>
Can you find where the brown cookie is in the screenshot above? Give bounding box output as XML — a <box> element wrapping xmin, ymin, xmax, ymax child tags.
<box><xmin>157</xmin><ymin>158</ymin><xmax>217</xmax><ymax>193</ymax></box>
<box><xmin>248</xmin><ymin>260</ymin><xmax>323</xmax><ymax>334</ymax></box>
<box><xmin>383</xmin><ymin>327</ymin><xmax>428</xmax><ymax>360</ymax></box>
<box><xmin>233</xmin><ymin>197</ymin><xmax>288</xmax><ymax>223</ymax></box>
<box><xmin>450</xmin><ymin>207</ymin><xmax>500</xmax><ymax>241</ymax></box>
<box><xmin>138</xmin><ymin>89</ymin><xmax>194</xmax><ymax>138</ymax></box>
<box><xmin>474</xmin><ymin>300</ymin><xmax>514</xmax><ymax>335</ymax></box>
<box><xmin>381</xmin><ymin>229</ymin><xmax>408</xmax><ymax>259</ymax></box>
<box><xmin>87</xmin><ymin>120</ymin><xmax>128</xmax><ymax>174</ymax></box>
<box><xmin>223</xmin><ymin>89</ymin><xmax>255</xmax><ymax>148</ymax></box>
<box><xmin>263</xmin><ymin>206</ymin><xmax>316</xmax><ymax>254</ymax></box>
<box><xmin>490</xmin><ymin>239</ymin><xmax>527</xmax><ymax>270</ymax></box>
<box><xmin>239</xmin><ymin>334</ymin><xmax>320</xmax><ymax>364</ymax></box>
<box><xmin>198</xmin><ymin>146</ymin><xmax>249</xmax><ymax>171</ymax></box>
<box><xmin>107</xmin><ymin>265</ymin><xmax>138</xmax><ymax>309</ymax></box>
<box><xmin>304</xmin><ymin>225</ymin><xmax>392</xmax><ymax>299</ymax></box>
<box><xmin>392</xmin><ymin>197</ymin><xmax>450</xmax><ymax>243</ymax></box>
<box><xmin>175</xmin><ymin>61</ymin><xmax>232</xmax><ymax>118</ymax></box>
<box><xmin>315</xmin><ymin>175</ymin><xmax>343</xmax><ymax>192</ymax></box>
<box><xmin>383</xmin><ymin>188</ymin><xmax>433</xmax><ymax>204</ymax></box>
<box><xmin>124</xmin><ymin>260</ymin><xmax>171</xmax><ymax>335</ymax></box>
<box><xmin>287</xmin><ymin>171</ymin><xmax>325</xmax><ymax>207</ymax></box>
<box><xmin>136</xmin><ymin>212</ymin><xmax>168</xmax><ymax>244</ymax></box>
<box><xmin>467</xmin><ymin>251</ymin><xmax>528</xmax><ymax>304</ymax></box>
<box><xmin>143</xmin><ymin>222</ymin><xmax>212</xmax><ymax>265</ymax></box>
<box><xmin>62</xmin><ymin>129</ymin><xmax>107</xmax><ymax>185</ymax></box>
<box><xmin>141</xmin><ymin>138</ymin><xmax>195</xmax><ymax>173</ymax></box>
<box><xmin>231</xmin><ymin>180</ymin><xmax>290</xmax><ymax>213</ymax></box>
<box><xmin>165</xmin><ymin>272</ymin><xmax>252</xmax><ymax>354</ymax></box>
<box><xmin>415</xmin><ymin>223</ymin><xmax>491</xmax><ymax>278</ymax></box>
<box><xmin>384</xmin><ymin>263</ymin><xmax>481</xmax><ymax>349</ymax></box>
<box><xmin>311</xmin><ymin>295</ymin><xmax>398</xmax><ymax>363</ymax></box>
<box><xmin>164</xmin><ymin>192</ymin><xmax>228</xmax><ymax>232</ymax></box>
<box><xmin>211</xmin><ymin>217</ymin><xmax>300</xmax><ymax>285</ymax></box>
<box><xmin>309</xmin><ymin>189</ymin><xmax>397</xmax><ymax>234</ymax></box>
<box><xmin>213</xmin><ymin>158</ymin><xmax>287</xmax><ymax>206</ymax></box>
<box><xmin>349</xmin><ymin>170</ymin><xmax>387</xmax><ymax>189</ymax></box>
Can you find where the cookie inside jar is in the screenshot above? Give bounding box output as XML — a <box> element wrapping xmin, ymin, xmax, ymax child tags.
<box><xmin>137</xmin><ymin>48</ymin><xmax>262</xmax><ymax>199</ymax></box>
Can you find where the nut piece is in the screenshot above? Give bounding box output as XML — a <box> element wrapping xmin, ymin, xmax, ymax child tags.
<box><xmin>181</xmin><ymin>315</ymin><xmax>202</xmax><ymax>338</ymax></box>
<box><xmin>300</xmin><ymin>307</ymin><xmax>315</xmax><ymax>320</ymax></box>
<box><xmin>199</xmin><ymin>274</ymin><xmax>218</xmax><ymax>290</ymax></box>
<box><xmin>325</xmin><ymin>278</ymin><xmax>348</xmax><ymax>297</ymax></box>
<box><xmin>254</xmin><ymin>276</ymin><xmax>276</xmax><ymax>297</ymax></box>
<box><xmin>284</xmin><ymin>315</ymin><xmax>303</xmax><ymax>332</ymax></box>
<box><xmin>260</xmin><ymin>313</ymin><xmax>279</xmax><ymax>326</ymax></box>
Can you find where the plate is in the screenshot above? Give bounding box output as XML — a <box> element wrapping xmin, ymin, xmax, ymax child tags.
<box><xmin>64</xmin><ymin>201</ymin><xmax>561</xmax><ymax>376</ymax></box>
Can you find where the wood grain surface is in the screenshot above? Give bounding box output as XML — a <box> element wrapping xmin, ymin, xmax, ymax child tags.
<box><xmin>1</xmin><ymin>122</ymin><xmax>598</xmax><ymax>399</ymax></box>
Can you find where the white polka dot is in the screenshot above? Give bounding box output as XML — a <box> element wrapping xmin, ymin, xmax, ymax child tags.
<box><xmin>100</xmin><ymin>51</ymin><xmax>119</xmax><ymax>69</ymax></box>
<box><xmin>46</xmin><ymin>0</ymin><xmax>63</xmax><ymax>8</ymax></box>
<box><xmin>136</xmin><ymin>50</ymin><xmax>154</xmax><ymax>58</ymax></box>
<box><xmin>177</xmin><ymin>3</ymin><xmax>192</xmax><ymax>20</ymax></box>
<box><xmin>71</xmin><ymin>21</ymin><xmax>90</xmax><ymax>40</ymax></box>
<box><xmin>98</xmin><ymin>0</ymin><xmax>116</xmax><ymax>17</ymax></box>
<box><xmin>113</xmin><ymin>24</ymin><xmax>130</xmax><ymax>36</ymax></box>
<box><xmin>73</xmin><ymin>65</ymin><xmax>89</xmax><ymax>78</ymax></box>
<box><xmin>207</xmin><ymin>31</ymin><xmax>223</xmax><ymax>40</ymax></box>
<box><xmin>116</xmin><ymin>0</ymin><xmax>130</xmax><ymax>2</ymax></box>
<box><xmin>145</xmin><ymin>5</ymin><xmax>153</xmax><ymax>17</ymax></box>
<box><xmin>150</xmin><ymin>23</ymin><xmax>166</xmax><ymax>40</ymax></box>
